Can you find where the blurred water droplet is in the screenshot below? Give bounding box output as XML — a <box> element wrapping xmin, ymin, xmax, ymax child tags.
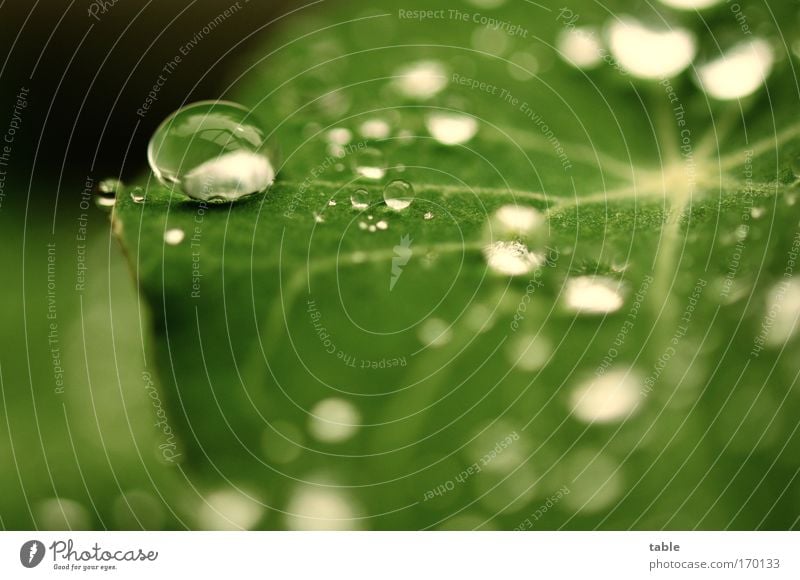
<box><xmin>508</xmin><ymin>51</ymin><xmax>539</xmax><ymax>80</ymax></box>
<box><xmin>327</xmin><ymin>127</ymin><xmax>352</xmax><ymax>145</ymax></box>
<box><xmin>425</xmin><ymin>112</ymin><xmax>479</xmax><ymax>145</ymax></box>
<box><xmin>608</xmin><ymin>17</ymin><xmax>696</xmax><ymax>79</ymax></box>
<box><xmin>376</xmin><ymin>220</ymin><xmax>388</xmax><ymax>230</ymax></box>
<box><xmin>353</xmin><ymin>147</ymin><xmax>386</xmax><ymax>180</ymax></box>
<box><xmin>384</xmin><ymin>180</ymin><xmax>415</xmax><ymax>210</ymax></box>
<box><xmin>506</xmin><ymin>334</ymin><xmax>552</xmax><ymax>371</ymax></box>
<box><xmin>112</xmin><ymin>490</ymin><xmax>165</xmax><ymax>530</ymax></box>
<box><xmin>198</xmin><ymin>488</ymin><xmax>264</xmax><ymax>530</ymax></box>
<box><xmin>471</xmin><ymin>27</ymin><xmax>510</xmax><ymax>56</ymax></box>
<box><xmin>94</xmin><ymin>179</ymin><xmax>120</xmax><ymax>209</ymax></box>
<box><xmin>569</xmin><ymin>368</ymin><xmax>641</xmax><ymax>423</ymax></box>
<box><xmin>493</xmin><ymin>205</ymin><xmax>545</xmax><ymax>236</ymax></box>
<box><xmin>314</xmin><ymin>213</ymin><xmax>325</xmax><ymax>224</ymax></box>
<box><xmin>148</xmin><ymin>101</ymin><xmax>275</xmax><ymax>202</ymax></box>
<box><xmin>763</xmin><ymin>278</ymin><xmax>800</xmax><ymax>347</ymax></box>
<box><xmin>658</xmin><ymin>0</ymin><xmax>724</xmax><ymax>9</ymax></box>
<box><xmin>393</xmin><ymin>60</ymin><xmax>448</xmax><ymax>100</ymax></box>
<box><xmin>424</xmin><ymin>211</ymin><xmax>435</xmax><ymax>220</ymax></box>
<box><xmin>564</xmin><ymin>276</ymin><xmax>625</xmax><ymax>314</ymax></box>
<box><xmin>35</xmin><ymin>498</ymin><xmax>91</xmax><ymax>530</ymax></box>
<box><xmin>418</xmin><ymin>318</ymin><xmax>453</xmax><ymax>347</ymax></box>
<box><xmin>694</xmin><ymin>38</ymin><xmax>774</xmax><ymax>100</ymax></box>
<box><xmin>261</xmin><ymin>421</ymin><xmax>304</xmax><ymax>464</ymax></box>
<box><xmin>164</xmin><ymin>228</ymin><xmax>185</xmax><ymax>245</ymax></box>
<box><xmin>286</xmin><ymin>484</ymin><xmax>359</xmax><ymax>531</ymax></box>
<box><xmin>562</xmin><ymin>450</ymin><xmax>623</xmax><ymax>513</ymax></box>
<box><xmin>483</xmin><ymin>240</ymin><xmax>543</xmax><ymax>276</ymax></box>
<box><xmin>466</xmin><ymin>0</ymin><xmax>506</xmax><ymax>7</ymax></box>
<box><xmin>309</xmin><ymin>398</ymin><xmax>360</xmax><ymax>443</ymax></box>
<box><xmin>359</xmin><ymin>118</ymin><xmax>391</xmax><ymax>140</ymax></box>
<box><xmin>557</xmin><ymin>27</ymin><xmax>604</xmax><ymax>69</ymax></box>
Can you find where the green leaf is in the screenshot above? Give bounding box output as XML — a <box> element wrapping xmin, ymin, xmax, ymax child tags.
<box><xmin>115</xmin><ymin>0</ymin><xmax>800</xmax><ymax>530</ymax></box>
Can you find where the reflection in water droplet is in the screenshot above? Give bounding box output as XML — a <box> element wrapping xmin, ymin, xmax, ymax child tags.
<box><xmin>353</xmin><ymin>147</ymin><xmax>386</xmax><ymax>181</ymax></box>
<box><xmin>383</xmin><ymin>180</ymin><xmax>415</xmax><ymax>210</ymax></box>
<box><xmin>164</xmin><ymin>228</ymin><xmax>185</xmax><ymax>245</ymax></box>
<box><xmin>393</xmin><ymin>60</ymin><xmax>448</xmax><ymax>100</ymax></box>
<box><xmin>557</xmin><ymin>27</ymin><xmax>604</xmax><ymax>69</ymax></box>
<box><xmin>359</xmin><ymin>118</ymin><xmax>391</xmax><ymax>140</ymax></box>
<box><xmin>483</xmin><ymin>240</ymin><xmax>543</xmax><ymax>276</ymax></box>
<box><xmin>658</xmin><ymin>0</ymin><xmax>724</xmax><ymax>9</ymax></box>
<box><xmin>763</xmin><ymin>278</ymin><xmax>800</xmax><ymax>347</ymax></box>
<box><xmin>608</xmin><ymin>17</ymin><xmax>696</xmax><ymax>79</ymax></box>
<box><xmin>350</xmin><ymin>188</ymin><xmax>371</xmax><ymax>209</ymax></box>
<box><xmin>148</xmin><ymin>101</ymin><xmax>275</xmax><ymax>202</ymax></box>
<box><xmin>286</xmin><ymin>484</ymin><xmax>359</xmax><ymax>531</ymax></box>
<box><xmin>198</xmin><ymin>489</ymin><xmax>264</xmax><ymax>530</ymax></box>
<box><xmin>309</xmin><ymin>398</ymin><xmax>360</xmax><ymax>443</ymax></box>
<box><xmin>418</xmin><ymin>318</ymin><xmax>453</xmax><ymax>348</ymax></box>
<box><xmin>694</xmin><ymin>38</ymin><xmax>774</xmax><ymax>100</ymax></box>
<box><xmin>425</xmin><ymin>112</ymin><xmax>479</xmax><ymax>146</ymax></box>
<box><xmin>564</xmin><ymin>276</ymin><xmax>625</xmax><ymax>314</ymax></box>
<box><xmin>570</xmin><ymin>369</ymin><xmax>641</xmax><ymax>423</ymax></box>
<box><xmin>506</xmin><ymin>334</ymin><xmax>552</xmax><ymax>371</ymax></box>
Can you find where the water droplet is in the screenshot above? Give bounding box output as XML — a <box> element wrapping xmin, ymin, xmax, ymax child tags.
<box><xmin>493</xmin><ymin>205</ymin><xmax>545</xmax><ymax>236</ymax></box>
<box><xmin>328</xmin><ymin>199</ymin><xmax>337</xmax><ymax>207</ymax></box>
<box><xmin>368</xmin><ymin>224</ymin><xmax>377</xmax><ymax>232</ymax></box>
<box><xmin>197</xmin><ymin>488</ymin><xmax>264</xmax><ymax>530</ymax></box>
<box><xmin>506</xmin><ymin>334</ymin><xmax>552</xmax><ymax>371</ymax></box>
<box><xmin>314</xmin><ymin>213</ymin><xmax>325</xmax><ymax>224</ymax></box>
<box><xmin>658</xmin><ymin>0</ymin><xmax>724</xmax><ymax>8</ymax></box>
<box><xmin>148</xmin><ymin>101</ymin><xmax>275</xmax><ymax>202</ymax></box>
<box><xmin>471</xmin><ymin>27</ymin><xmax>510</xmax><ymax>56</ymax></box>
<box><xmin>418</xmin><ymin>318</ymin><xmax>453</xmax><ymax>348</ymax></box>
<box><xmin>327</xmin><ymin>127</ymin><xmax>352</xmax><ymax>145</ymax></box>
<box><xmin>557</xmin><ymin>27</ymin><xmax>604</xmax><ymax>69</ymax></box>
<box><xmin>164</xmin><ymin>228</ymin><xmax>185</xmax><ymax>245</ymax></box>
<box><xmin>694</xmin><ymin>38</ymin><xmax>774</xmax><ymax>100</ymax></box>
<box><xmin>359</xmin><ymin>118</ymin><xmax>391</xmax><ymax>140</ymax></box>
<box><xmin>383</xmin><ymin>180</ymin><xmax>415</xmax><ymax>210</ymax></box>
<box><xmin>358</xmin><ymin>221</ymin><xmax>368</xmax><ymax>230</ymax></box>
<box><xmin>130</xmin><ymin>187</ymin><xmax>145</xmax><ymax>203</ymax></box>
<box><xmin>508</xmin><ymin>51</ymin><xmax>539</xmax><ymax>80</ymax></box>
<box><xmin>483</xmin><ymin>240</ymin><xmax>543</xmax><ymax>276</ymax></box>
<box><xmin>392</xmin><ymin>60</ymin><xmax>448</xmax><ymax>100</ymax></box>
<box><xmin>564</xmin><ymin>276</ymin><xmax>625</xmax><ymax>314</ymax></box>
<box><xmin>424</xmin><ymin>211</ymin><xmax>435</xmax><ymax>220</ymax></box>
<box><xmin>353</xmin><ymin>147</ymin><xmax>386</xmax><ymax>180</ymax></box>
<box><xmin>286</xmin><ymin>483</ymin><xmax>359</xmax><ymax>531</ymax></box>
<box><xmin>350</xmin><ymin>188</ymin><xmax>371</xmax><ymax>209</ymax></box>
<box><xmin>425</xmin><ymin>112</ymin><xmax>479</xmax><ymax>146</ymax></box>
<box><xmin>309</xmin><ymin>398</ymin><xmax>360</xmax><ymax>443</ymax></box>
<box><xmin>569</xmin><ymin>368</ymin><xmax>641</xmax><ymax>423</ymax></box>
<box><xmin>763</xmin><ymin>278</ymin><xmax>800</xmax><ymax>347</ymax></box>
<box><xmin>94</xmin><ymin>179</ymin><xmax>120</xmax><ymax>209</ymax></box>
<box><xmin>608</xmin><ymin>17</ymin><xmax>696</xmax><ymax>79</ymax></box>
<box><xmin>376</xmin><ymin>220</ymin><xmax>388</xmax><ymax>230</ymax></box>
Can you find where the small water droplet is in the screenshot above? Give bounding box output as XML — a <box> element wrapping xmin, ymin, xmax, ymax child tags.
<box><xmin>350</xmin><ymin>188</ymin><xmax>371</xmax><ymax>209</ymax></box>
<box><xmin>557</xmin><ymin>27</ymin><xmax>603</xmax><ymax>69</ymax></box>
<box><xmin>483</xmin><ymin>240</ymin><xmax>543</xmax><ymax>276</ymax></box>
<box><xmin>328</xmin><ymin>199</ymin><xmax>337</xmax><ymax>207</ymax></box>
<box><xmin>564</xmin><ymin>276</ymin><xmax>625</xmax><ymax>314</ymax></box>
<box><xmin>608</xmin><ymin>17</ymin><xmax>696</xmax><ymax>79</ymax></box>
<box><xmin>424</xmin><ymin>211</ymin><xmax>435</xmax><ymax>220</ymax></box>
<box><xmin>309</xmin><ymin>398</ymin><xmax>360</xmax><ymax>443</ymax></box>
<box><xmin>358</xmin><ymin>221</ymin><xmax>368</xmax><ymax>230</ymax></box>
<box><xmin>368</xmin><ymin>224</ymin><xmax>377</xmax><ymax>232</ymax></box>
<box><xmin>164</xmin><ymin>228</ymin><xmax>185</xmax><ymax>245</ymax></box>
<box><xmin>418</xmin><ymin>318</ymin><xmax>453</xmax><ymax>348</ymax></box>
<box><xmin>130</xmin><ymin>187</ymin><xmax>145</xmax><ymax>204</ymax></box>
<box><xmin>383</xmin><ymin>180</ymin><xmax>415</xmax><ymax>210</ymax></box>
<box><xmin>353</xmin><ymin>147</ymin><xmax>386</xmax><ymax>180</ymax></box>
<box><xmin>425</xmin><ymin>112</ymin><xmax>478</xmax><ymax>146</ymax></box>
<box><xmin>569</xmin><ymin>368</ymin><xmax>641</xmax><ymax>423</ymax></box>
<box><xmin>694</xmin><ymin>38</ymin><xmax>774</xmax><ymax>100</ymax></box>
<box><xmin>392</xmin><ymin>60</ymin><xmax>448</xmax><ymax>100</ymax></box>
<box><xmin>148</xmin><ymin>101</ymin><xmax>275</xmax><ymax>202</ymax></box>
<box><xmin>359</xmin><ymin>118</ymin><xmax>391</xmax><ymax>140</ymax></box>
<box><xmin>376</xmin><ymin>220</ymin><xmax>388</xmax><ymax>230</ymax></box>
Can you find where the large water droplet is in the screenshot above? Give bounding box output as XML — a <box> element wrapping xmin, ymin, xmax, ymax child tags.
<box><xmin>425</xmin><ymin>112</ymin><xmax>479</xmax><ymax>146</ymax></box>
<box><xmin>608</xmin><ymin>17</ymin><xmax>696</xmax><ymax>79</ymax></box>
<box><xmin>353</xmin><ymin>147</ymin><xmax>386</xmax><ymax>181</ymax></box>
<box><xmin>392</xmin><ymin>60</ymin><xmax>448</xmax><ymax>100</ymax></box>
<box><xmin>148</xmin><ymin>101</ymin><xmax>275</xmax><ymax>202</ymax></box>
<box><xmin>569</xmin><ymin>368</ymin><xmax>641</xmax><ymax>423</ymax></box>
<box><xmin>694</xmin><ymin>38</ymin><xmax>774</xmax><ymax>100</ymax></box>
<box><xmin>564</xmin><ymin>276</ymin><xmax>625</xmax><ymax>314</ymax></box>
<box><xmin>383</xmin><ymin>180</ymin><xmax>415</xmax><ymax>210</ymax></box>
